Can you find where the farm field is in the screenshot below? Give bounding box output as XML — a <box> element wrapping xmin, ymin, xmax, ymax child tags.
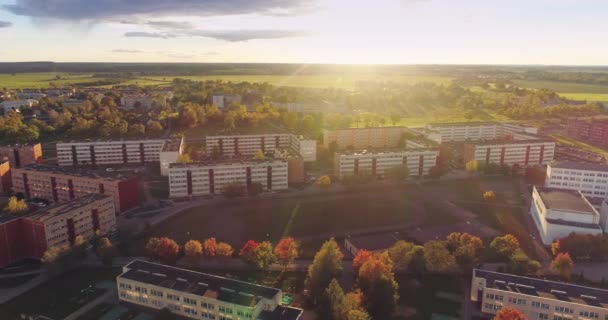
<box><xmin>558</xmin><ymin>93</ymin><xmax>608</xmax><ymax>102</ymax></box>
<box><xmin>513</xmin><ymin>79</ymin><xmax>608</xmax><ymax>94</ymax></box>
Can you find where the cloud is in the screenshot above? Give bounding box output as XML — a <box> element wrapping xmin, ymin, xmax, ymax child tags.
<box><xmin>124</xmin><ymin>31</ymin><xmax>177</xmax><ymax>39</ymax></box>
<box><xmin>110</xmin><ymin>49</ymin><xmax>146</xmax><ymax>53</ymax></box>
<box><xmin>124</xmin><ymin>29</ymin><xmax>309</xmax><ymax>42</ymax></box>
<box><xmin>119</xmin><ymin>20</ymin><xmax>194</xmax><ymax>30</ymax></box>
<box><xmin>0</xmin><ymin>21</ymin><xmax>12</xmax><ymax>28</ymax></box>
<box><xmin>4</xmin><ymin>0</ymin><xmax>314</xmax><ymax>20</ymax></box>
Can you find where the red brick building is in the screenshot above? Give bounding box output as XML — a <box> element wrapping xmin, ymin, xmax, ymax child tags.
<box><xmin>0</xmin><ymin>143</ymin><xmax>43</xmax><ymax>193</ymax></box>
<box><xmin>567</xmin><ymin>117</ymin><xmax>608</xmax><ymax>146</ymax></box>
<box><xmin>0</xmin><ymin>161</ymin><xmax>10</xmax><ymax>194</ymax></box>
<box><xmin>0</xmin><ymin>194</ymin><xmax>116</xmax><ymax>267</ymax></box>
<box><xmin>12</xmin><ymin>164</ymin><xmax>140</xmax><ymax>214</ymax></box>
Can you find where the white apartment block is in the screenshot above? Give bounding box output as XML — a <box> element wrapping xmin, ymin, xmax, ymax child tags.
<box><xmin>333</xmin><ymin>145</ymin><xmax>439</xmax><ymax>178</ymax></box>
<box><xmin>56</xmin><ymin>138</ymin><xmax>183</xmax><ymax>176</ymax></box>
<box><xmin>0</xmin><ymin>99</ymin><xmax>38</xmax><ymax>113</ymax></box>
<box><xmin>427</xmin><ymin>122</ymin><xmax>538</xmax><ymax>142</ymax></box>
<box><xmin>117</xmin><ymin>260</ymin><xmax>303</xmax><ymax>320</ymax></box>
<box><xmin>546</xmin><ymin>162</ymin><xmax>608</xmax><ymax>200</ymax></box>
<box><xmin>212</xmin><ymin>95</ymin><xmax>225</xmax><ymax>109</ymax></box>
<box><xmin>471</xmin><ymin>269</ymin><xmax>608</xmax><ymax>320</ymax></box>
<box><xmin>464</xmin><ymin>138</ymin><xmax>555</xmax><ymax>167</ymax></box>
<box><xmin>169</xmin><ymin>160</ymin><xmax>288</xmax><ymax>198</ymax></box>
<box><xmin>530</xmin><ymin>186</ymin><xmax>604</xmax><ymax>246</ymax></box>
<box><xmin>205</xmin><ymin>134</ymin><xmax>316</xmax><ymax>162</ymax></box>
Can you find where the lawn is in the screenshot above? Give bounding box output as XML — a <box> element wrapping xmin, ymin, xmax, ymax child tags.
<box><xmin>0</xmin><ymin>267</ymin><xmax>121</xmax><ymax>320</ymax></box>
<box><xmin>513</xmin><ymin>80</ymin><xmax>608</xmax><ymax>94</ymax></box>
<box><xmin>550</xmin><ymin>134</ymin><xmax>608</xmax><ymax>158</ymax></box>
<box><xmin>558</xmin><ymin>93</ymin><xmax>608</xmax><ymax>102</ymax></box>
<box><xmin>126</xmin><ymin>185</ymin><xmax>433</xmax><ymax>256</ymax></box>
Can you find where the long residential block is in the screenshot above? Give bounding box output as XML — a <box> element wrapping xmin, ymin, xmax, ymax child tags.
<box><xmin>567</xmin><ymin>117</ymin><xmax>608</xmax><ymax>146</ymax></box>
<box><xmin>11</xmin><ymin>164</ymin><xmax>140</xmax><ymax>213</ymax></box>
<box><xmin>426</xmin><ymin>122</ymin><xmax>538</xmax><ymax>143</ymax></box>
<box><xmin>205</xmin><ymin>134</ymin><xmax>316</xmax><ymax>162</ymax></box>
<box><xmin>56</xmin><ymin>137</ymin><xmax>183</xmax><ymax>176</ymax></box>
<box><xmin>0</xmin><ymin>194</ymin><xmax>116</xmax><ymax>267</ymax></box>
<box><xmin>463</xmin><ymin>135</ymin><xmax>555</xmax><ymax>167</ymax></box>
<box><xmin>333</xmin><ymin>146</ymin><xmax>439</xmax><ymax>178</ymax></box>
<box><xmin>546</xmin><ymin>161</ymin><xmax>608</xmax><ymax>200</ymax></box>
<box><xmin>169</xmin><ymin>160</ymin><xmax>288</xmax><ymax>198</ymax></box>
<box><xmin>117</xmin><ymin>260</ymin><xmax>303</xmax><ymax>320</ymax></box>
<box><xmin>323</xmin><ymin>127</ymin><xmax>410</xmax><ymax>150</ymax></box>
<box><xmin>530</xmin><ymin>186</ymin><xmax>605</xmax><ymax>246</ymax></box>
<box><xmin>471</xmin><ymin>268</ymin><xmax>608</xmax><ymax>319</ymax></box>
<box><xmin>0</xmin><ymin>143</ymin><xmax>43</xmax><ymax>168</ymax></box>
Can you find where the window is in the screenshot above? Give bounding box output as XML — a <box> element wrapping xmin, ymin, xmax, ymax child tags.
<box><xmin>167</xmin><ymin>294</ymin><xmax>179</xmax><ymax>301</ymax></box>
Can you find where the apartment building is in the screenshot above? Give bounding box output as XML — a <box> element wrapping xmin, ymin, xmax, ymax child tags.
<box><xmin>323</xmin><ymin>127</ymin><xmax>410</xmax><ymax>150</ymax></box>
<box><xmin>12</xmin><ymin>164</ymin><xmax>140</xmax><ymax>213</ymax></box>
<box><xmin>0</xmin><ymin>194</ymin><xmax>116</xmax><ymax>267</ymax></box>
<box><xmin>56</xmin><ymin>137</ymin><xmax>183</xmax><ymax>176</ymax></box>
<box><xmin>169</xmin><ymin>160</ymin><xmax>288</xmax><ymax>198</ymax></box>
<box><xmin>120</xmin><ymin>95</ymin><xmax>158</xmax><ymax>109</ymax></box>
<box><xmin>15</xmin><ymin>92</ymin><xmax>46</xmax><ymax>100</ymax></box>
<box><xmin>211</xmin><ymin>94</ymin><xmax>242</xmax><ymax>110</ymax></box>
<box><xmin>471</xmin><ymin>268</ymin><xmax>608</xmax><ymax>319</ymax></box>
<box><xmin>333</xmin><ymin>144</ymin><xmax>439</xmax><ymax>178</ymax></box>
<box><xmin>426</xmin><ymin>122</ymin><xmax>538</xmax><ymax>143</ymax></box>
<box><xmin>0</xmin><ymin>161</ymin><xmax>10</xmax><ymax>193</ymax></box>
<box><xmin>117</xmin><ymin>260</ymin><xmax>303</xmax><ymax>320</ymax></box>
<box><xmin>530</xmin><ymin>186</ymin><xmax>604</xmax><ymax>246</ymax></box>
<box><xmin>546</xmin><ymin>162</ymin><xmax>608</xmax><ymax>200</ymax></box>
<box><xmin>463</xmin><ymin>135</ymin><xmax>555</xmax><ymax>167</ymax></box>
<box><xmin>0</xmin><ymin>143</ymin><xmax>43</xmax><ymax>168</ymax></box>
<box><xmin>567</xmin><ymin>117</ymin><xmax>608</xmax><ymax>146</ymax></box>
<box><xmin>205</xmin><ymin>134</ymin><xmax>316</xmax><ymax>162</ymax></box>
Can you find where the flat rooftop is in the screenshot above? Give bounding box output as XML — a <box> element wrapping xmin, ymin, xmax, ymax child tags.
<box><xmin>57</xmin><ymin>138</ymin><xmax>167</xmax><ymax>145</ymax></box>
<box><xmin>169</xmin><ymin>158</ymin><xmax>286</xmax><ymax>169</ymax></box>
<box><xmin>428</xmin><ymin>121</ymin><xmax>498</xmax><ymax>127</ymax></box>
<box><xmin>18</xmin><ymin>164</ymin><xmax>134</xmax><ymax>181</ymax></box>
<box><xmin>336</xmin><ymin>147</ymin><xmax>436</xmax><ymax>156</ymax></box>
<box><xmin>161</xmin><ymin>137</ymin><xmax>183</xmax><ymax>152</ymax></box>
<box><xmin>550</xmin><ymin>161</ymin><xmax>608</xmax><ymax>172</ymax></box>
<box><xmin>120</xmin><ymin>260</ymin><xmax>280</xmax><ymax>308</ymax></box>
<box><xmin>258</xmin><ymin>306</ymin><xmax>303</xmax><ymax>320</ymax></box>
<box><xmin>24</xmin><ymin>194</ymin><xmax>111</xmax><ymax>221</ymax></box>
<box><xmin>0</xmin><ymin>214</ymin><xmax>20</xmax><ymax>224</ymax></box>
<box><xmin>346</xmin><ymin>233</ymin><xmax>399</xmax><ymax>252</ymax></box>
<box><xmin>535</xmin><ymin>186</ymin><xmax>597</xmax><ymax>215</ymax></box>
<box><xmin>474</xmin><ymin>269</ymin><xmax>608</xmax><ymax>308</ymax></box>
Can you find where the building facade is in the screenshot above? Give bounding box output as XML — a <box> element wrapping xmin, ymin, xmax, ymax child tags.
<box><xmin>205</xmin><ymin>134</ymin><xmax>316</xmax><ymax>162</ymax></box>
<box><xmin>0</xmin><ymin>143</ymin><xmax>43</xmax><ymax>168</ymax></box>
<box><xmin>427</xmin><ymin>122</ymin><xmax>538</xmax><ymax>143</ymax></box>
<box><xmin>117</xmin><ymin>260</ymin><xmax>302</xmax><ymax>320</ymax></box>
<box><xmin>471</xmin><ymin>268</ymin><xmax>608</xmax><ymax>319</ymax></box>
<box><xmin>567</xmin><ymin>117</ymin><xmax>608</xmax><ymax>146</ymax></box>
<box><xmin>546</xmin><ymin>162</ymin><xmax>608</xmax><ymax>200</ymax></box>
<box><xmin>323</xmin><ymin>127</ymin><xmax>410</xmax><ymax>150</ymax></box>
<box><xmin>169</xmin><ymin>160</ymin><xmax>288</xmax><ymax>198</ymax></box>
<box><xmin>11</xmin><ymin>164</ymin><xmax>140</xmax><ymax>213</ymax></box>
<box><xmin>0</xmin><ymin>99</ymin><xmax>38</xmax><ymax>113</ymax></box>
<box><xmin>333</xmin><ymin>147</ymin><xmax>439</xmax><ymax>178</ymax></box>
<box><xmin>530</xmin><ymin>186</ymin><xmax>604</xmax><ymax>246</ymax></box>
<box><xmin>0</xmin><ymin>194</ymin><xmax>116</xmax><ymax>267</ymax></box>
<box><xmin>56</xmin><ymin>138</ymin><xmax>183</xmax><ymax>176</ymax></box>
<box><xmin>463</xmin><ymin>138</ymin><xmax>555</xmax><ymax>167</ymax></box>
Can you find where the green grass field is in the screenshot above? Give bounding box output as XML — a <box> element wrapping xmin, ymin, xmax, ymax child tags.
<box><xmin>513</xmin><ymin>79</ymin><xmax>608</xmax><ymax>94</ymax></box>
<box><xmin>557</xmin><ymin>93</ymin><xmax>608</xmax><ymax>102</ymax></box>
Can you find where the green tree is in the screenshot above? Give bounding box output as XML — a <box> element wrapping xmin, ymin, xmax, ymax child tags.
<box><xmin>357</xmin><ymin>252</ymin><xmax>398</xmax><ymax>320</ymax></box>
<box><xmin>490</xmin><ymin>234</ymin><xmax>520</xmax><ymax>260</ymax></box>
<box><xmin>305</xmin><ymin>238</ymin><xmax>344</xmax><ymax>305</ymax></box>
<box><xmin>222</xmin><ymin>182</ymin><xmax>247</xmax><ymax>198</ymax></box>
<box><xmin>319</xmin><ymin>279</ymin><xmax>344</xmax><ymax>320</ymax></box>
<box><xmin>423</xmin><ymin>241</ymin><xmax>456</xmax><ymax>272</ymax></box>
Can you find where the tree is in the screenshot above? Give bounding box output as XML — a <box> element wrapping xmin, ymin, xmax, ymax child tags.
<box><xmin>491</xmin><ymin>234</ymin><xmax>520</xmax><ymax>259</ymax></box>
<box><xmin>97</xmin><ymin>237</ymin><xmax>115</xmax><ymax>266</ymax></box>
<box><xmin>423</xmin><ymin>241</ymin><xmax>456</xmax><ymax>272</ymax></box>
<box><xmin>357</xmin><ymin>252</ymin><xmax>398</xmax><ymax>320</ymax></box>
<box><xmin>255</xmin><ymin>241</ymin><xmax>276</xmax><ymax>270</ymax></box>
<box><xmin>319</xmin><ymin>279</ymin><xmax>344</xmax><ymax>320</ymax></box>
<box><xmin>384</xmin><ymin>165</ymin><xmax>409</xmax><ymax>181</ymax></box>
<box><xmin>177</xmin><ymin>154</ymin><xmax>193</xmax><ymax>163</ymax></box>
<box><xmin>346</xmin><ymin>310</ymin><xmax>371</xmax><ymax>320</ymax></box>
<box><xmin>216</xmin><ymin>242</ymin><xmax>234</xmax><ymax>260</ymax></box>
<box><xmin>507</xmin><ymin>249</ymin><xmax>541</xmax><ymax>275</ymax></box>
<box><xmin>239</xmin><ymin>240</ymin><xmax>260</xmax><ymax>265</ymax></box>
<box><xmin>305</xmin><ymin>238</ymin><xmax>344</xmax><ymax>305</ymax></box>
<box><xmin>445</xmin><ymin>232</ymin><xmax>483</xmax><ymax>269</ymax></box>
<box><xmin>388</xmin><ymin>241</ymin><xmax>416</xmax><ymax>270</ymax></box>
<box><xmin>428</xmin><ymin>165</ymin><xmax>445</xmax><ymax>179</ymax></box>
<box><xmin>483</xmin><ymin>190</ymin><xmax>496</xmax><ymax>201</ymax></box>
<box><xmin>156</xmin><ymin>237</ymin><xmax>180</xmax><ymax>264</ymax></box>
<box><xmin>146</xmin><ymin>237</ymin><xmax>162</xmax><ymax>260</ymax></box>
<box><xmin>340</xmin><ymin>290</ymin><xmax>369</xmax><ymax>320</ymax></box>
<box><xmin>4</xmin><ymin>196</ymin><xmax>28</xmax><ymax>214</ymax></box>
<box><xmin>253</xmin><ymin>150</ymin><xmax>266</xmax><ymax>160</ymax></box>
<box><xmin>551</xmin><ymin>252</ymin><xmax>574</xmax><ymax>280</ymax></box>
<box><xmin>274</xmin><ymin>237</ymin><xmax>299</xmax><ymax>271</ymax></box>
<box><xmin>353</xmin><ymin>250</ymin><xmax>374</xmax><ymax>274</ymax></box>
<box><xmin>493</xmin><ymin>307</ymin><xmax>527</xmax><ymax>320</ymax></box>
<box><xmin>146</xmin><ymin>120</ymin><xmax>164</xmax><ymax>136</ymax></box>
<box><xmin>222</xmin><ymin>182</ymin><xmax>246</xmax><ymax>198</ymax></box>
<box><xmin>247</xmin><ymin>182</ymin><xmax>264</xmax><ymax>196</ymax></box>
<box><xmin>466</xmin><ymin>160</ymin><xmax>480</xmax><ymax>173</ymax></box>
<box><xmin>203</xmin><ymin>238</ymin><xmax>218</xmax><ymax>258</ymax></box>
<box><xmin>71</xmin><ymin>235</ymin><xmax>88</xmax><ymax>259</ymax></box>
<box><xmin>316</xmin><ymin>175</ymin><xmax>332</xmax><ymax>188</ymax></box>
<box><xmin>184</xmin><ymin>240</ymin><xmax>203</xmax><ymax>263</ymax></box>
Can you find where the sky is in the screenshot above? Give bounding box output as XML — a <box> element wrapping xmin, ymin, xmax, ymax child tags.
<box><xmin>0</xmin><ymin>0</ymin><xmax>607</xmax><ymax>65</ymax></box>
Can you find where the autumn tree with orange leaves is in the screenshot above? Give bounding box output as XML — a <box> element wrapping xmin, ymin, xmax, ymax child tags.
<box><xmin>494</xmin><ymin>307</ymin><xmax>527</xmax><ymax>320</ymax></box>
<box><xmin>357</xmin><ymin>252</ymin><xmax>398</xmax><ymax>320</ymax></box>
<box><xmin>274</xmin><ymin>237</ymin><xmax>299</xmax><ymax>271</ymax></box>
<box><xmin>156</xmin><ymin>237</ymin><xmax>180</xmax><ymax>264</ymax></box>
<box><xmin>204</xmin><ymin>237</ymin><xmax>218</xmax><ymax>258</ymax></box>
<box><xmin>551</xmin><ymin>252</ymin><xmax>574</xmax><ymax>280</ymax></box>
<box><xmin>352</xmin><ymin>250</ymin><xmax>374</xmax><ymax>274</ymax></box>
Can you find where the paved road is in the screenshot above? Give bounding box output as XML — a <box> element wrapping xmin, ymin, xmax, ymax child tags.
<box><xmin>63</xmin><ymin>287</ymin><xmax>117</xmax><ymax>320</ymax></box>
